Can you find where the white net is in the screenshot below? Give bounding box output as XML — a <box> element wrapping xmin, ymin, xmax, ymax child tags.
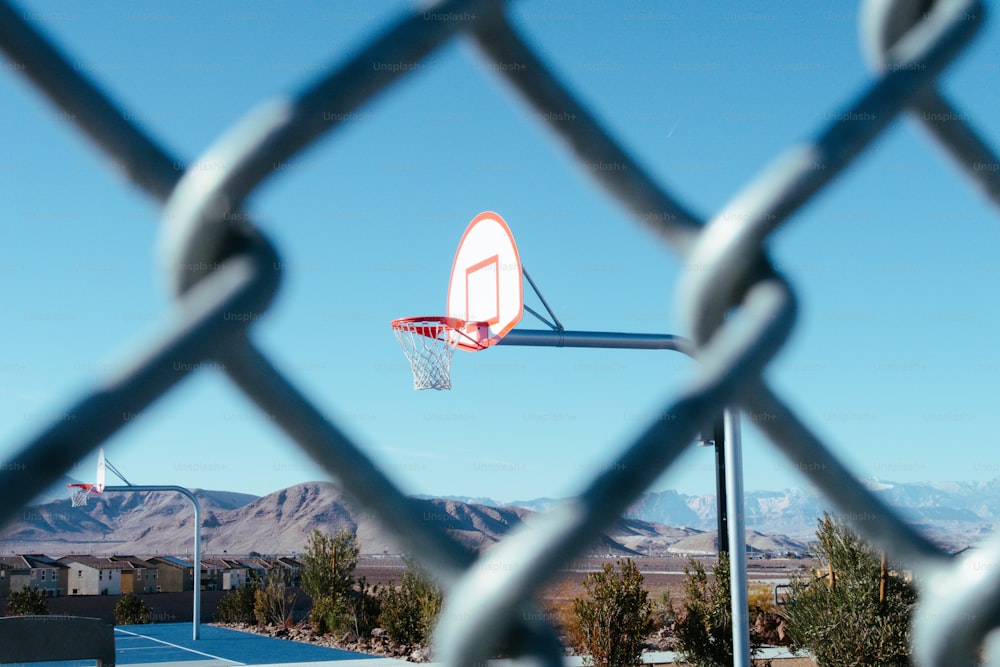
<box><xmin>392</xmin><ymin>318</ymin><xmax>460</xmax><ymax>390</ymax></box>
<box><xmin>70</xmin><ymin>487</ymin><xmax>92</xmax><ymax>507</ymax></box>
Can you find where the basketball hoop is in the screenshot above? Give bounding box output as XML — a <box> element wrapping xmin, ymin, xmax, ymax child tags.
<box><xmin>391</xmin><ymin>212</ymin><xmax>522</xmax><ymax>390</ymax></box>
<box><xmin>391</xmin><ymin>317</ymin><xmax>487</xmax><ymax>390</ymax></box>
<box><xmin>68</xmin><ymin>483</ymin><xmax>98</xmax><ymax>507</ymax></box>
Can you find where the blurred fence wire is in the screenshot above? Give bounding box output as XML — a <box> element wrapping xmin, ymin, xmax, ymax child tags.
<box><xmin>2</xmin><ymin>0</ymin><xmax>1000</xmax><ymax>665</ymax></box>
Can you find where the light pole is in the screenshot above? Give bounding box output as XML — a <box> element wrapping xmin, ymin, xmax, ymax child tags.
<box><xmin>101</xmin><ymin>485</ymin><xmax>202</xmax><ymax>640</ymax></box>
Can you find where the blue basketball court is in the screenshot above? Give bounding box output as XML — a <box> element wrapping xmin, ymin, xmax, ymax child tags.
<box><xmin>113</xmin><ymin>623</ymin><xmax>407</xmax><ymax>666</ymax></box>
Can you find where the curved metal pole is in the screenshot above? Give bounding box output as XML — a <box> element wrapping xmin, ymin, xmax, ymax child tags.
<box><xmin>498</xmin><ymin>328</ymin><xmax>751</xmax><ymax>667</ymax></box>
<box><xmin>102</xmin><ymin>485</ymin><xmax>201</xmax><ymax>640</ymax></box>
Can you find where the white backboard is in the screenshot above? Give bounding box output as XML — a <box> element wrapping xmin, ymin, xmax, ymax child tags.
<box><xmin>447</xmin><ymin>212</ymin><xmax>523</xmax><ymax>350</ymax></box>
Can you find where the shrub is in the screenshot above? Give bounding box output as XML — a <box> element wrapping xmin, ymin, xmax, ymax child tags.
<box><xmin>254</xmin><ymin>570</ymin><xmax>297</xmax><ymax>627</ymax></box>
<box><xmin>379</xmin><ymin>559</ymin><xmax>443</xmax><ymax>647</ymax></box>
<box><xmin>572</xmin><ymin>558</ymin><xmax>653</xmax><ymax>667</ymax></box>
<box><xmin>215</xmin><ymin>581</ymin><xmax>259</xmax><ymax>624</ymax></box>
<box><xmin>6</xmin><ymin>585</ymin><xmax>49</xmax><ymax>616</ymax></box>
<box><xmin>301</xmin><ymin>529</ymin><xmax>360</xmax><ymax>635</ymax></box>
<box><xmin>309</xmin><ymin>593</ymin><xmax>352</xmax><ymax>636</ymax></box>
<box><xmin>782</xmin><ymin>513</ymin><xmax>916</xmax><ymax>666</ymax></box>
<box><xmin>115</xmin><ymin>592</ymin><xmax>152</xmax><ymax>625</ymax></box>
<box><xmin>310</xmin><ymin>584</ymin><xmax>381</xmax><ymax>638</ymax></box>
<box><xmin>351</xmin><ymin>576</ymin><xmax>382</xmax><ymax>638</ymax></box>
<box><xmin>668</xmin><ymin>553</ymin><xmax>767</xmax><ymax>667</ymax></box>
<box><xmin>652</xmin><ymin>588</ymin><xmax>672</xmax><ymax>627</ymax></box>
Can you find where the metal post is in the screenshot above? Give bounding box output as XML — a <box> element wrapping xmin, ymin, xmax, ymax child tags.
<box><xmin>498</xmin><ymin>329</ymin><xmax>691</xmax><ymax>352</ymax></box>
<box><xmin>499</xmin><ymin>328</ymin><xmax>751</xmax><ymax>662</ymax></box>
<box><xmin>713</xmin><ymin>417</ymin><xmax>729</xmax><ymax>555</ymax></box>
<box><xmin>102</xmin><ymin>485</ymin><xmax>201</xmax><ymax>640</ymax></box>
<box><xmin>724</xmin><ymin>409</ymin><xmax>750</xmax><ymax>666</ymax></box>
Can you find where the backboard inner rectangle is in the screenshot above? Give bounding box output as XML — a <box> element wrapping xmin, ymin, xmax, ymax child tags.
<box><xmin>466</xmin><ymin>255</ymin><xmax>500</xmax><ymax>325</ymax></box>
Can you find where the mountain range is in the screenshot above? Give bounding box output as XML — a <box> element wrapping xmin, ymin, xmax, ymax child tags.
<box><xmin>3</xmin><ymin>477</ymin><xmax>998</xmax><ymax>557</ymax></box>
<box><xmin>626</xmin><ymin>478</ymin><xmax>1000</xmax><ymax>547</ymax></box>
<box><xmin>428</xmin><ymin>477</ymin><xmax>1000</xmax><ymax>548</ymax></box>
<box><xmin>0</xmin><ymin>481</ymin><xmax>808</xmax><ymax>557</ymax></box>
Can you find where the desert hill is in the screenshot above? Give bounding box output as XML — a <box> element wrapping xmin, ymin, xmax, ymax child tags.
<box><xmin>0</xmin><ymin>481</ymin><xmax>810</xmax><ymax>557</ymax></box>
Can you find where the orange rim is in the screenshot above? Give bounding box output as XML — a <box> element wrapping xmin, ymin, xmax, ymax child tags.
<box><xmin>391</xmin><ymin>316</ymin><xmax>489</xmax><ymax>348</ymax></box>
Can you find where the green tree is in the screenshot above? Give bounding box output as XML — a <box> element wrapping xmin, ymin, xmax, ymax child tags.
<box><xmin>301</xmin><ymin>529</ymin><xmax>360</xmax><ymax>635</ymax></box>
<box><xmin>782</xmin><ymin>514</ymin><xmax>916</xmax><ymax>666</ymax></box>
<box><xmin>378</xmin><ymin>559</ymin><xmax>443</xmax><ymax>647</ymax></box>
<box><xmin>572</xmin><ymin>558</ymin><xmax>654</xmax><ymax>667</ymax></box>
<box><xmin>6</xmin><ymin>585</ymin><xmax>49</xmax><ymax>616</ymax></box>
<box><xmin>115</xmin><ymin>592</ymin><xmax>152</xmax><ymax>625</ymax></box>
<box><xmin>215</xmin><ymin>580</ymin><xmax>259</xmax><ymax>624</ymax></box>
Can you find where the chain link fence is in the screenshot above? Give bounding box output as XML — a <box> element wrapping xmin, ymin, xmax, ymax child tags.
<box><xmin>2</xmin><ymin>0</ymin><xmax>1000</xmax><ymax>664</ymax></box>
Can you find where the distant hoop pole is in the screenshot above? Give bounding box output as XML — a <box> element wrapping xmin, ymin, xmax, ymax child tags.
<box><xmin>102</xmin><ymin>485</ymin><xmax>201</xmax><ymax>640</ymax></box>
<box><xmin>497</xmin><ymin>327</ymin><xmax>749</xmax><ymax>666</ymax></box>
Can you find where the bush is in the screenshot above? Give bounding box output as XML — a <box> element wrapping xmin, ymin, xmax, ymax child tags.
<box><xmin>310</xmin><ymin>583</ymin><xmax>382</xmax><ymax>638</ymax></box>
<box><xmin>351</xmin><ymin>576</ymin><xmax>382</xmax><ymax>638</ymax></box>
<box><xmin>572</xmin><ymin>558</ymin><xmax>653</xmax><ymax>667</ymax></box>
<box><xmin>652</xmin><ymin>588</ymin><xmax>673</xmax><ymax>630</ymax></box>
<box><xmin>115</xmin><ymin>592</ymin><xmax>152</xmax><ymax>625</ymax></box>
<box><xmin>215</xmin><ymin>581</ymin><xmax>259</xmax><ymax>624</ymax></box>
<box><xmin>668</xmin><ymin>553</ymin><xmax>767</xmax><ymax>667</ymax></box>
<box><xmin>301</xmin><ymin>529</ymin><xmax>360</xmax><ymax>635</ymax></box>
<box><xmin>254</xmin><ymin>570</ymin><xmax>297</xmax><ymax>627</ymax></box>
<box><xmin>782</xmin><ymin>514</ymin><xmax>916</xmax><ymax>666</ymax></box>
<box><xmin>6</xmin><ymin>586</ymin><xmax>49</xmax><ymax>616</ymax></box>
<box><xmin>308</xmin><ymin>594</ymin><xmax>349</xmax><ymax>635</ymax></box>
<box><xmin>379</xmin><ymin>559</ymin><xmax>443</xmax><ymax>647</ymax></box>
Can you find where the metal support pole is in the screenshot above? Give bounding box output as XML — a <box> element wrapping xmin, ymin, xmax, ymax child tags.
<box><xmin>499</xmin><ymin>328</ymin><xmax>691</xmax><ymax>353</ymax></box>
<box><xmin>724</xmin><ymin>409</ymin><xmax>750</xmax><ymax>667</ymax></box>
<box><xmin>103</xmin><ymin>485</ymin><xmax>201</xmax><ymax>640</ymax></box>
<box><xmin>499</xmin><ymin>328</ymin><xmax>751</xmax><ymax>663</ymax></box>
<box><xmin>713</xmin><ymin>417</ymin><xmax>729</xmax><ymax>555</ymax></box>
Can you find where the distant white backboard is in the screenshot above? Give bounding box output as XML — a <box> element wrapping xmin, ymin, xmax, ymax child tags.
<box><xmin>95</xmin><ymin>446</ymin><xmax>106</xmax><ymax>493</ymax></box>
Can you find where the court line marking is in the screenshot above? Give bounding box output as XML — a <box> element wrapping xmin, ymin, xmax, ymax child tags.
<box><xmin>115</xmin><ymin>628</ymin><xmax>245</xmax><ymax>664</ymax></box>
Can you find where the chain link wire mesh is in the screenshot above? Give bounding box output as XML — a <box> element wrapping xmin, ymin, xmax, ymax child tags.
<box><xmin>2</xmin><ymin>0</ymin><xmax>1000</xmax><ymax>664</ymax></box>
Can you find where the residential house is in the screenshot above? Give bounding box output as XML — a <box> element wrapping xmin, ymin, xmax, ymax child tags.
<box><xmin>202</xmin><ymin>557</ymin><xmax>250</xmax><ymax>591</ymax></box>
<box><xmin>243</xmin><ymin>557</ymin><xmax>271</xmax><ymax>584</ymax></box>
<box><xmin>146</xmin><ymin>556</ymin><xmax>195</xmax><ymax>593</ymax></box>
<box><xmin>109</xmin><ymin>556</ymin><xmax>158</xmax><ymax>594</ymax></box>
<box><xmin>0</xmin><ymin>555</ymin><xmax>67</xmax><ymax>597</ymax></box>
<box><xmin>272</xmin><ymin>556</ymin><xmax>302</xmax><ymax>587</ymax></box>
<box><xmin>0</xmin><ymin>556</ymin><xmax>27</xmax><ymax>598</ymax></box>
<box><xmin>242</xmin><ymin>556</ymin><xmax>303</xmax><ymax>587</ymax></box>
<box><xmin>25</xmin><ymin>555</ymin><xmax>68</xmax><ymax>597</ymax></box>
<box><xmin>59</xmin><ymin>555</ymin><xmax>131</xmax><ymax>596</ymax></box>
<box><xmin>0</xmin><ymin>557</ymin><xmax>25</xmax><ymax>598</ymax></box>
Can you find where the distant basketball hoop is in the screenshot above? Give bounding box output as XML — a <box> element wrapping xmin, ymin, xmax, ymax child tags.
<box><xmin>67</xmin><ymin>446</ymin><xmax>108</xmax><ymax>507</ymax></box>
<box><xmin>391</xmin><ymin>316</ymin><xmax>488</xmax><ymax>390</ymax></box>
<box><xmin>68</xmin><ymin>483</ymin><xmax>98</xmax><ymax>507</ymax></box>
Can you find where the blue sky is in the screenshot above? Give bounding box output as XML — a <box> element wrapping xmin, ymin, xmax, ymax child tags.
<box><xmin>1</xmin><ymin>1</ymin><xmax>999</xmax><ymax>504</ymax></box>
